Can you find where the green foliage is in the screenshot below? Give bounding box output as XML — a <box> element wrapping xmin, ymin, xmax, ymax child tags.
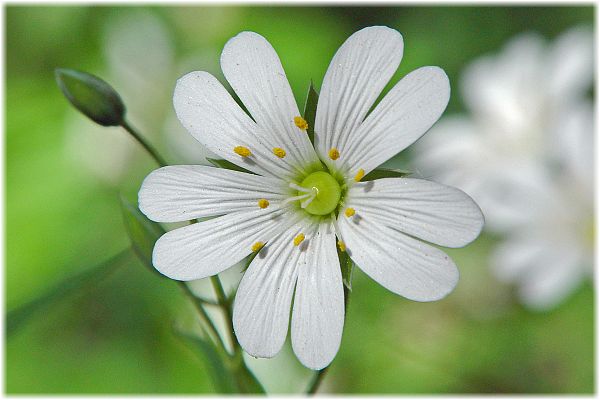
<box><xmin>55</xmin><ymin>68</ymin><xmax>125</xmax><ymax>126</ymax></box>
<box><xmin>173</xmin><ymin>327</ymin><xmax>239</xmax><ymax>393</ymax></box>
<box><xmin>120</xmin><ymin>196</ymin><xmax>164</xmax><ymax>272</ymax></box>
<box><xmin>6</xmin><ymin>248</ymin><xmax>132</xmax><ymax>336</ymax></box>
<box><xmin>302</xmin><ymin>81</ymin><xmax>319</xmax><ymax>145</ymax></box>
<box><xmin>362</xmin><ymin>168</ymin><xmax>411</xmax><ymax>181</ymax></box>
<box><xmin>337</xmin><ymin>246</ymin><xmax>354</xmax><ymax>291</ymax></box>
<box><xmin>206</xmin><ymin>158</ymin><xmax>255</xmax><ymax>174</ymax></box>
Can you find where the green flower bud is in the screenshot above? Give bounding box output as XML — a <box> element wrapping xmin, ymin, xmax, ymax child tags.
<box><xmin>55</xmin><ymin>68</ymin><xmax>125</xmax><ymax>126</ymax></box>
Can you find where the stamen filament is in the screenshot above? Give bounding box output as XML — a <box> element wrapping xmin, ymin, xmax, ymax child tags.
<box><xmin>289</xmin><ymin>182</ymin><xmax>313</xmax><ymax>193</ymax></box>
<box><xmin>282</xmin><ymin>192</ymin><xmax>311</xmax><ymax>206</ymax></box>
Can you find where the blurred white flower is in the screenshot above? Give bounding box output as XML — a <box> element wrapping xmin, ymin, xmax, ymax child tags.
<box><xmin>491</xmin><ymin>102</ymin><xmax>593</xmax><ymax>310</ymax></box>
<box><xmin>63</xmin><ymin>11</ymin><xmax>215</xmax><ymax>185</ymax></box>
<box><xmin>414</xmin><ymin>27</ymin><xmax>593</xmax><ymax>310</ymax></box>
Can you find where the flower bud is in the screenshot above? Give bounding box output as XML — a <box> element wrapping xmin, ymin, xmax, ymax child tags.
<box><xmin>55</xmin><ymin>68</ymin><xmax>125</xmax><ymax>126</ymax></box>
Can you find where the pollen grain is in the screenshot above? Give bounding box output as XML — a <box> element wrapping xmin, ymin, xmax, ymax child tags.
<box><xmin>293</xmin><ymin>233</ymin><xmax>305</xmax><ymax>246</ymax></box>
<box><xmin>234</xmin><ymin>146</ymin><xmax>251</xmax><ymax>157</ymax></box>
<box><xmin>272</xmin><ymin>147</ymin><xmax>286</xmax><ymax>158</ymax></box>
<box><xmin>251</xmin><ymin>242</ymin><xmax>265</xmax><ymax>252</ymax></box>
<box><xmin>328</xmin><ymin>148</ymin><xmax>340</xmax><ymax>160</ymax></box>
<box><xmin>354</xmin><ymin>169</ymin><xmax>365</xmax><ymax>182</ymax></box>
<box><xmin>258</xmin><ymin>199</ymin><xmax>270</xmax><ymax>209</ymax></box>
<box><xmin>294</xmin><ymin>116</ymin><xmax>308</xmax><ymax>131</ymax></box>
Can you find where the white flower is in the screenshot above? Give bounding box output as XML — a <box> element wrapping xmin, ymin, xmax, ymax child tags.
<box><xmin>139</xmin><ymin>26</ymin><xmax>484</xmax><ymax>369</ymax></box>
<box><xmin>491</xmin><ymin>102</ymin><xmax>593</xmax><ymax>310</ymax></box>
<box><xmin>414</xmin><ymin>27</ymin><xmax>593</xmax><ymax>232</ymax></box>
<box><xmin>413</xmin><ymin>27</ymin><xmax>593</xmax><ymax>310</ymax></box>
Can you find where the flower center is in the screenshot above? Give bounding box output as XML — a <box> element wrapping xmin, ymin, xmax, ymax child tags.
<box><xmin>296</xmin><ymin>171</ymin><xmax>341</xmax><ymax>216</ymax></box>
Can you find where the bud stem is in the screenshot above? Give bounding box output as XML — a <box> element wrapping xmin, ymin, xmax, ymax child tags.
<box><xmin>120</xmin><ymin>120</ymin><xmax>168</xmax><ymax>167</ymax></box>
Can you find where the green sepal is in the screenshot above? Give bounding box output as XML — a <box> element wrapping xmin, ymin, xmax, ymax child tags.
<box><xmin>120</xmin><ymin>195</ymin><xmax>164</xmax><ymax>272</ymax></box>
<box><xmin>7</xmin><ymin>248</ymin><xmax>132</xmax><ymax>336</ymax></box>
<box><xmin>337</xmin><ymin>245</ymin><xmax>354</xmax><ymax>291</ymax></box>
<box><xmin>173</xmin><ymin>326</ymin><xmax>238</xmax><ymax>393</ymax></box>
<box><xmin>362</xmin><ymin>168</ymin><xmax>411</xmax><ymax>181</ymax></box>
<box><xmin>206</xmin><ymin>158</ymin><xmax>256</xmax><ymax>175</ymax></box>
<box><xmin>55</xmin><ymin>68</ymin><xmax>125</xmax><ymax>126</ymax></box>
<box><xmin>302</xmin><ymin>80</ymin><xmax>319</xmax><ymax>145</ymax></box>
<box><xmin>241</xmin><ymin>251</ymin><xmax>259</xmax><ymax>273</ymax></box>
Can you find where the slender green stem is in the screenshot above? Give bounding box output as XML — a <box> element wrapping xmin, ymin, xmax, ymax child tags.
<box><xmin>307</xmin><ymin>367</ymin><xmax>329</xmax><ymax>395</ymax></box>
<box><xmin>177</xmin><ymin>281</ymin><xmax>227</xmax><ymax>352</ymax></box>
<box><xmin>210</xmin><ymin>276</ymin><xmax>240</xmax><ymax>354</ymax></box>
<box><xmin>120</xmin><ymin>120</ymin><xmax>168</xmax><ymax>167</ymax></box>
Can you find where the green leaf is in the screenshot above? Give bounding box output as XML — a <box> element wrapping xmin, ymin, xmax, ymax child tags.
<box><xmin>7</xmin><ymin>248</ymin><xmax>132</xmax><ymax>336</ymax></box>
<box><xmin>120</xmin><ymin>195</ymin><xmax>164</xmax><ymax>270</ymax></box>
<box><xmin>55</xmin><ymin>68</ymin><xmax>125</xmax><ymax>127</ymax></box>
<box><xmin>206</xmin><ymin>158</ymin><xmax>256</xmax><ymax>175</ymax></box>
<box><xmin>302</xmin><ymin>81</ymin><xmax>319</xmax><ymax>145</ymax></box>
<box><xmin>173</xmin><ymin>327</ymin><xmax>239</xmax><ymax>394</ymax></box>
<box><xmin>362</xmin><ymin>168</ymin><xmax>411</xmax><ymax>181</ymax></box>
<box><xmin>337</xmin><ymin>246</ymin><xmax>354</xmax><ymax>291</ymax></box>
<box><xmin>235</xmin><ymin>360</ymin><xmax>266</xmax><ymax>394</ymax></box>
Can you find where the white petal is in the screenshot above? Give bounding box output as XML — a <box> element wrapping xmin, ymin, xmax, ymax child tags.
<box><xmin>315</xmin><ymin>26</ymin><xmax>403</xmax><ymax>171</ymax></box>
<box><xmin>220</xmin><ymin>32</ymin><xmax>321</xmax><ymax>174</ymax></box>
<box><xmin>291</xmin><ymin>220</ymin><xmax>344</xmax><ymax>370</ymax></box>
<box><xmin>173</xmin><ymin>71</ymin><xmax>297</xmax><ymax>179</ymax></box>
<box><xmin>139</xmin><ymin>165</ymin><xmax>287</xmax><ymax>222</ymax></box>
<box><xmin>152</xmin><ymin>208</ymin><xmax>300</xmax><ymax>280</ymax></box>
<box><xmin>233</xmin><ymin>219</ymin><xmax>318</xmax><ymax>358</ymax></box>
<box><xmin>347</xmin><ymin>178</ymin><xmax>483</xmax><ymax>248</ymax></box>
<box><xmin>337</xmin><ymin>212</ymin><xmax>459</xmax><ymax>302</ymax></box>
<box><xmin>341</xmin><ymin>67</ymin><xmax>450</xmax><ymax>175</ymax></box>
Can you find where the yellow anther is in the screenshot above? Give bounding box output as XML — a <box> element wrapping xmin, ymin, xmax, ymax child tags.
<box><xmin>251</xmin><ymin>241</ymin><xmax>265</xmax><ymax>252</ymax></box>
<box><xmin>293</xmin><ymin>233</ymin><xmax>305</xmax><ymax>246</ymax></box>
<box><xmin>328</xmin><ymin>148</ymin><xmax>340</xmax><ymax>160</ymax></box>
<box><xmin>272</xmin><ymin>147</ymin><xmax>286</xmax><ymax>158</ymax></box>
<box><xmin>337</xmin><ymin>240</ymin><xmax>346</xmax><ymax>252</ymax></box>
<box><xmin>354</xmin><ymin>169</ymin><xmax>365</xmax><ymax>182</ymax></box>
<box><xmin>294</xmin><ymin>116</ymin><xmax>308</xmax><ymax>131</ymax></box>
<box><xmin>344</xmin><ymin>207</ymin><xmax>355</xmax><ymax>217</ymax></box>
<box><xmin>258</xmin><ymin>199</ymin><xmax>270</xmax><ymax>209</ymax></box>
<box><xmin>234</xmin><ymin>146</ymin><xmax>251</xmax><ymax>157</ymax></box>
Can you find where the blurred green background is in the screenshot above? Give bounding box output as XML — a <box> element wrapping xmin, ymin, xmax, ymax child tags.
<box><xmin>6</xmin><ymin>5</ymin><xmax>594</xmax><ymax>394</ymax></box>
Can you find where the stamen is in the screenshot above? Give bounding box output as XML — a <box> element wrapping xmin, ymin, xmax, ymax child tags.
<box><xmin>294</xmin><ymin>116</ymin><xmax>308</xmax><ymax>131</ymax></box>
<box><xmin>251</xmin><ymin>242</ymin><xmax>264</xmax><ymax>252</ymax></box>
<box><xmin>328</xmin><ymin>148</ymin><xmax>340</xmax><ymax>160</ymax></box>
<box><xmin>354</xmin><ymin>169</ymin><xmax>365</xmax><ymax>182</ymax></box>
<box><xmin>282</xmin><ymin>193</ymin><xmax>311</xmax><ymax>206</ymax></box>
<box><xmin>272</xmin><ymin>147</ymin><xmax>286</xmax><ymax>158</ymax></box>
<box><xmin>293</xmin><ymin>233</ymin><xmax>305</xmax><ymax>246</ymax></box>
<box><xmin>300</xmin><ymin>189</ymin><xmax>317</xmax><ymax>209</ymax></box>
<box><xmin>234</xmin><ymin>146</ymin><xmax>251</xmax><ymax>157</ymax></box>
<box><xmin>289</xmin><ymin>182</ymin><xmax>313</xmax><ymax>193</ymax></box>
<box><xmin>337</xmin><ymin>240</ymin><xmax>346</xmax><ymax>252</ymax></box>
<box><xmin>258</xmin><ymin>199</ymin><xmax>269</xmax><ymax>209</ymax></box>
<box><xmin>344</xmin><ymin>207</ymin><xmax>355</xmax><ymax>217</ymax></box>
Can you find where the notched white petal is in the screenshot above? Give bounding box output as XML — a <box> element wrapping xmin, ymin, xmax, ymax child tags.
<box><xmin>138</xmin><ymin>165</ymin><xmax>287</xmax><ymax>223</ymax></box>
<box><xmin>233</xmin><ymin>220</ymin><xmax>318</xmax><ymax>359</ymax></box>
<box><xmin>338</xmin><ymin>213</ymin><xmax>459</xmax><ymax>302</ymax></box>
<box><xmin>347</xmin><ymin>178</ymin><xmax>484</xmax><ymax>248</ymax></box>
<box><xmin>291</xmin><ymin>220</ymin><xmax>344</xmax><ymax>370</ymax></box>
<box><xmin>152</xmin><ymin>208</ymin><xmax>298</xmax><ymax>281</ymax></box>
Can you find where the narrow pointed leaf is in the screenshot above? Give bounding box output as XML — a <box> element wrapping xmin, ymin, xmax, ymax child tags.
<box><xmin>362</xmin><ymin>168</ymin><xmax>411</xmax><ymax>181</ymax></box>
<box><xmin>302</xmin><ymin>81</ymin><xmax>318</xmax><ymax>145</ymax></box>
<box><xmin>55</xmin><ymin>68</ymin><xmax>125</xmax><ymax>126</ymax></box>
<box><xmin>120</xmin><ymin>195</ymin><xmax>164</xmax><ymax>271</ymax></box>
<box><xmin>173</xmin><ymin>327</ymin><xmax>238</xmax><ymax>393</ymax></box>
<box><xmin>206</xmin><ymin>158</ymin><xmax>255</xmax><ymax>174</ymax></box>
<box><xmin>337</xmin><ymin>246</ymin><xmax>354</xmax><ymax>291</ymax></box>
<box><xmin>7</xmin><ymin>248</ymin><xmax>132</xmax><ymax>336</ymax></box>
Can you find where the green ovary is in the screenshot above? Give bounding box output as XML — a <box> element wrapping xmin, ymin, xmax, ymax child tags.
<box><xmin>298</xmin><ymin>171</ymin><xmax>341</xmax><ymax>215</ymax></box>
